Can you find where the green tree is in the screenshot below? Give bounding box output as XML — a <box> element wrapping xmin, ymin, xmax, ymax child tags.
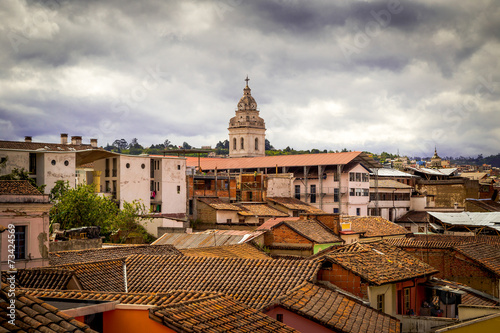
<box><xmin>0</xmin><ymin>168</ymin><xmax>45</xmax><ymax>193</ymax></box>
<box><xmin>49</xmin><ymin>180</ymin><xmax>70</xmax><ymax>202</ymax></box>
<box><xmin>114</xmin><ymin>200</ymin><xmax>153</xmax><ymax>243</ymax></box>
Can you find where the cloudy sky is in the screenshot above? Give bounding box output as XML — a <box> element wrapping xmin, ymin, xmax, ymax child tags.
<box><xmin>1</xmin><ymin>0</ymin><xmax>499</xmax><ymax>157</ymax></box>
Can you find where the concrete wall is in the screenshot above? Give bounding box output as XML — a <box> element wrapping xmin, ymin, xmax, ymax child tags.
<box><xmin>415</xmin><ymin>179</ymin><xmax>480</xmax><ymax>208</ymax></box>
<box><xmin>158</xmin><ymin>157</ymin><xmax>186</xmax><ymax>214</ymax></box>
<box><xmin>118</xmin><ymin>155</ymin><xmax>150</xmax><ymax>209</ymax></box>
<box><xmin>344</xmin><ymin>164</ymin><xmax>370</xmax><ymax>216</ymax></box>
<box><xmin>264</xmin><ymin>307</ymin><xmax>332</xmax><ymax>333</ymax></box>
<box><xmin>49</xmin><ymin>238</ymin><xmax>102</xmax><ymax>252</ymax></box>
<box><xmin>42</xmin><ymin>152</ymin><xmax>77</xmax><ymax>194</ymax></box>
<box><xmin>266</xmin><ymin>174</ymin><xmax>294</xmax><ymax>198</ymax></box>
<box><xmin>0</xmin><ymin>151</ymin><xmax>30</xmax><ymax>176</ymax></box>
<box><xmin>0</xmin><ymin>200</ymin><xmax>51</xmax><ymax>270</ymax></box>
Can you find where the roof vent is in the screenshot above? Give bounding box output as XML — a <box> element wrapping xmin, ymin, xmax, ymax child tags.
<box><xmin>61</xmin><ymin>133</ymin><xmax>68</xmax><ymax>145</ymax></box>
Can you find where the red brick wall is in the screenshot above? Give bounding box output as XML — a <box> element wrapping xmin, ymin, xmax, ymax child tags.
<box><xmin>318</xmin><ymin>263</ymin><xmax>368</xmax><ymax>299</ymax></box>
<box><xmin>403</xmin><ymin>247</ymin><xmax>498</xmax><ymax>297</ymax></box>
<box><xmin>271</xmin><ymin>224</ymin><xmax>313</xmax><ymax>245</ymax></box>
<box><xmin>306</xmin><ymin>214</ymin><xmax>339</xmax><ymax>234</ymax></box>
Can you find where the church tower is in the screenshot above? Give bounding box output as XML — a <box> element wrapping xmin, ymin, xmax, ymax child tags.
<box><xmin>228</xmin><ymin>76</ymin><xmax>266</xmax><ymax>158</ymax></box>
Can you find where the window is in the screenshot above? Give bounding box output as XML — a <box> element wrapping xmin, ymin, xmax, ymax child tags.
<box><xmin>333</xmin><ymin>208</ymin><xmax>339</xmax><ymax>213</ymax></box>
<box><xmin>29</xmin><ymin>153</ymin><xmax>36</xmax><ymax>174</ymax></box>
<box><xmin>233</xmin><ymin>138</ymin><xmax>237</xmax><ymax>150</ymax></box>
<box><xmin>362</xmin><ymin>173</ymin><xmax>369</xmax><ymax>182</ymax></box>
<box><xmin>226</xmin><ymin>219</ymin><xmax>232</xmax><ymax>224</ymax></box>
<box><xmin>356</xmin><ymin>208</ymin><xmax>361</xmax><ymax>216</ymax></box>
<box><xmin>150</xmin><ymin>180</ymin><xmax>154</xmax><ymax>191</ymax></box>
<box><xmin>404</xmin><ymin>288</ymin><xmax>411</xmax><ymax>314</ymax></box>
<box><xmin>333</xmin><ymin>172</ymin><xmax>339</xmax><ymax>181</ymax></box>
<box><xmin>240</xmin><ymin>138</ymin><xmax>244</xmax><ymax>150</ymax></box>
<box><xmin>355</xmin><ymin>172</ymin><xmax>361</xmax><ymax>182</ymax></box>
<box><xmin>310</xmin><ymin>185</ymin><xmax>316</xmax><ymax>203</ymax></box>
<box><xmin>157</xmin><ymin>182</ymin><xmax>160</xmax><ymax>192</ymax></box>
<box><xmin>51</xmin><ymin>159</ymin><xmax>56</xmax><ymax>165</ymax></box>
<box><xmin>177</xmin><ymin>185</ymin><xmax>181</xmax><ymax>194</ymax></box>
<box><xmin>255</xmin><ymin>138</ymin><xmax>259</xmax><ymax>150</ymax></box>
<box><xmin>14</xmin><ymin>226</ymin><xmax>26</xmax><ymax>260</ymax></box>
<box><xmin>64</xmin><ymin>160</ymin><xmax>69</xmax><ymax>166</ymax></box>
<box><xmin>105</xmin><ymin>159</ymin><xmax>110</xmax><ymax>177</ymax></box>
<box><xmin>295</xmin><ymin>185</ymin><xmax>301</xmax><ymax>200</ymax></box>
<box><xmin>377</xmin><ymin>294</ymin><xmax>385</xmax><ymax>312</ymax></box>
<box><xmin>188</xmin><ymin>200</ymin><xmax>193</xmax><ymax>215</ymax></box>
<box><xmin>363</xmin><ymin>189</ymin><xmax>369</xmax><ymax>196</ymax></box>
<box><xmin>105</xmin><ymin>181</ymin><xmax>110</xmax><ymax>192</ymax></box>
<box><xmin>177</xmin><ymin>164</ymin><xmax>181</xmax><ymax>170</ymax></box>
<box><xmin>141</xmin><ymin>163</ymin><xmax>145</xmax><ymax>169</ymax></box>
<box><xmin>349</xmin><ymin>188</ymin><xmax>355</xmax><ymax>196</ymax></box>
<box><xmin>349</xmin><ymin>172</ymin><xmax>355</xmax><ymax>181</ymax></box>
<box><xmin>112</xmin><ymin>158</ymin><xmax>117</xmax><ymax>177</ymax></box>
<box><xmin>418</xmin><ymin>226</ymin><xmax>425</xmax><ymax>233</ymax></box>
<box><xmin>126</xmin><ymin>163</ymin><xmax>130</xmax><ymax>169</ymax></box>
<box><xmin>276</xmin><ymin>314</ymin><xmax>283</xmax><ymax>323</ymax></box>
<box><xmin>259</xmin><ymin>218</ymin><xmax>264</xmax><ymax>224</ymax></box>
<box><xmin>334</xmin><ymin>188</ymin><xmax>339</xmax><ymax>202</ymax></box>
<box><xmin>239</xmin><ymin>218</ymin><xmax>245</xmax><ymax>224</ymax></box>
<box><xmin>112</xmin><ymin>180</ymin><xmax>117</xmax><ymax>193</ymax></box>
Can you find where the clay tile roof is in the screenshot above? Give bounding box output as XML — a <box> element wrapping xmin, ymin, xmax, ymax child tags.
<box><xmin>410</xmin><ymin>235</ymin><xmax>500</xmax><ymax>248</ymax></box>
<box><xmin>257</xmin><ymin>217</ymin><xmax>301</xmax><ymax>230</ymax></box>
<box><xmin>49</xmin><ymin>244</ymin><xmax>182</xmax><ymax>265</ymax></box>
<box><xmin>23</xmin><ymin>289</ymin><xmax>217</xmax><ymax>307</ymax></box>
<box><xmin>342</xmin><ymin>216</ymin><xmax>410</xmax><ymax>237</ymax></box>
<box><xmin>149</xmin><ymin>294</ymin><xmax>298</xmax><ymax>333</ymax></box>
<box><xmin>385</xmin><ymin>238</ymin><xmax>459</xmax><ymax>249</ymax></box>
<box><xmin>265</xmin><ymin>282</ymin><xmax>400</xmax><ymax>333</ymax></box>
<box><xmin>282</xmin><ymin>220</ymin><xmax>343</xmax><ymax>244</ymax></box>
<box><xmin>236</xmin><ymin>202</ymin><xmax>289</xmax><ymax>217</ymax></box>
<box><xmin>125</xmin><ymin>254</ymin><xmax>321</xmax><ymax>309</ymax></box>
<box><xmin>0</xmin><ymin>285</ymin><xmax>97</xmax><ymax>333</ymax></box>
<box><xmin>180</xmin><ymin>243</ymin><xmax>272</xmax><ymax>260</ymax></box>
<box><xmin>0</xmin><ymin>140</ymin><xmax>96</xmax><ymax>151</ymax></box>
<box><xmin>197</xmin><ymin>197</ymin><xmax>242</xmax><ymax>210</ymax></box>
<box><xmin>266</xmin><ymin>197</ymin><xmax>326</xmax><ymax>214</ymax></box>
<box><xmin>56</xmin><ymin>259</ymin><xmax>126</xmax><ymax>292</ymax></box>
<box><xmin>453</xmin><ymin>242</ymin><xmax>500</xmax><ymax>276</ymax></box>
<box><xmin>0</xmin><ymin>180</ymin><xmax>42</xmax><ymax>195</ymax></box>
<box><xmin>465</xmin><ymin>199</ymin><xmax>500</xmax><ymax>212</ymax></box>
<box><xmin>319</xmin><ymin>241</ymin><xmax>438</xmax><ymax>285</ymax></box>
<box><xmin>1</xmin><ymin>268</ymin><xmax>76</xmax><ymax>290</ymax></box>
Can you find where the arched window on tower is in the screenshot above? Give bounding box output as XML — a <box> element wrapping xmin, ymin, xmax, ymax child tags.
<box><xmin>233</xmin><ymin>138</ymin><xmax>237</xmax><ymax>150</ymax></box>
<box><xmin>241</xmin><ymin>138</ymin><xmax>244</xmax><ymax>150</ymax></box>
<box><xmin>255</xmin><ymin>138</ymin><xmax>259</xmax><ymax>151</ymax></box>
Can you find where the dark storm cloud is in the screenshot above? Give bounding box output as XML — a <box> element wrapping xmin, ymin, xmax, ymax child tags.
<box><xmin>0</xmin><ymin>0</ymin><xmax>499</xmax><ymax>157</ymax></box>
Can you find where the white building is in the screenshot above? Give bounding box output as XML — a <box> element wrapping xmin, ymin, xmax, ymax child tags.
<box><xmin>368</xmin><ymin>179</ymin><xmax>412</xmax><ymax>221</ymax></box>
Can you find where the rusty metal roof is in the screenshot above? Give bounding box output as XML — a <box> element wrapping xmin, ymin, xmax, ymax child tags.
<box><xmin>152</xmin><ymin>230</ymin><xmax>266</xmax><ymax>249</ymax></box>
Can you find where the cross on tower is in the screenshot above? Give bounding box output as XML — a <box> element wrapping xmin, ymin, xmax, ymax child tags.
<box><xmin>245</xmin><ymin>75</ymin><xmax>250</xmax><ymax>86</ymax></box>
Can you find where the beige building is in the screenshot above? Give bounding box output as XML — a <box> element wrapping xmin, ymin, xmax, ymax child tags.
<box><xmin>228</xmin><ymin>76</ymin><xmax>266</xmax><ymax>158</ymax></box>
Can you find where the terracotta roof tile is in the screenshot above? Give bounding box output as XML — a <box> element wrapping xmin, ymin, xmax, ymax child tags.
<box><xmin>1</xmin><ymin>268</ymin><xmax>75</xmax><ymax>290</ymax></box>
<box><xmin>23</xmin><ymin>289</ymin><xmax>216</xmax><ymax>307</ymax></box>
<box><xmin>125</xmin><ymin>254</ymin><xmax>321</xmax><ymax>309</ymax></box>
<box><xmin>317</xmin><ymin>241</ymin><xmax>438</xmax><ymax>285</ymax></box>
<box><xmin>454</xmin><ymin>242</ymin><xmax>500</xmax><ymax>276</ymax></box>
<box><xmin>388</xmin><ymin>235</ymin><xmax>500</xmax><ymax>249</ymax></box>
<box><xmin>49</xmin><ymin>244</ymin><xmax>182</xmax><ymax>265</ymax></box>
<box><xmin>56</xmin><ymin>259</ymin><xmax>125</xmax><ymax>292</ymax></box>
<box><xmin>283</xmin><ymin>220</ymin><xmax>343</xmax><ymax>244</ymax></box>
<box><xmin>149</xmin><ymin>294</ymin><xmax>298</xmax><ymax>332</ymax></box>
<box><xmin>236</xmin><ymin>203</ymin><xmax>289</xmax><ymax>217</ymax></box>
<box><xmin>266</xmin><ymin>197</ymin><xmax>326</xmax><ymax>214</ymax></box>
<box><xmin>264</xmin><ymin>282</ymin><xmax>400</xmax><ymax>333</ymax></box>
<box><xmin>257</xmin><ymin>217</ymin><xmax>301</xmax><ymax>230</ymax></box>
<box><xmin>0</xmin><ymin>180</ymin><xmax>42</xmax><ymax>195</ymax></box>
<box><xmin>180</xmin><ymin>243</ymin><xmax>272</xmax><ymax>260</ymax></box>
<box><xmin>0</xmin><ymin>285</ymin><xmax>97</xmax><ymax>333</ymax></box>
<box><xmin>342</xmin><ymin>216</ymin><xmax>410</xmax><ymax>237</ymax></box>
<box><xmin>0</xmin><ymin>140</ymin><xmax>96</xmax><ymax>151</ymax></box>
<box><xmin>197</xmin><ymin>197</ymin><xmax>242</xmax><ymax>210</ymax></box>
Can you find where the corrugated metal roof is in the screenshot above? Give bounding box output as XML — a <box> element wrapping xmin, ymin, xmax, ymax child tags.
<box><xmin>152</xmin><ymin>230</ymin><xmax>265</xmax><ymax>249</ymax></box>
<box><xmin>186</xmin><ymin>151</ymin><xmax>381</xmax><ymax>170</ymax></box>
<box><xmin>428</xmin><ymin>212</ymin><xmax>500</xmax><ymax>231</ymax></box>
<box><xmin>370</xmin><ymin>168</ymin><xmax>416</xmax><ymax>177</ymax></box>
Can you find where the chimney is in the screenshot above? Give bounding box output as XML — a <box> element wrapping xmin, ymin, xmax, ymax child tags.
<box><xmin>71</xmin><ymin>136</ymin><xmax>82</xmax><ymax>145</ymax></box>
<box><xmin>90</xmin><ymin>138</ymin><xmax>98</xmax><ymax>148</ymax></box>
<box><xmin>61</xmin><ymin>133</ymin><xmax>68</xmax><ymax>145</ymax></box>
<box><xmin>25</xmin><ymin>136</ymin><xmax>32</xmax><ymax>142</ymax></box>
